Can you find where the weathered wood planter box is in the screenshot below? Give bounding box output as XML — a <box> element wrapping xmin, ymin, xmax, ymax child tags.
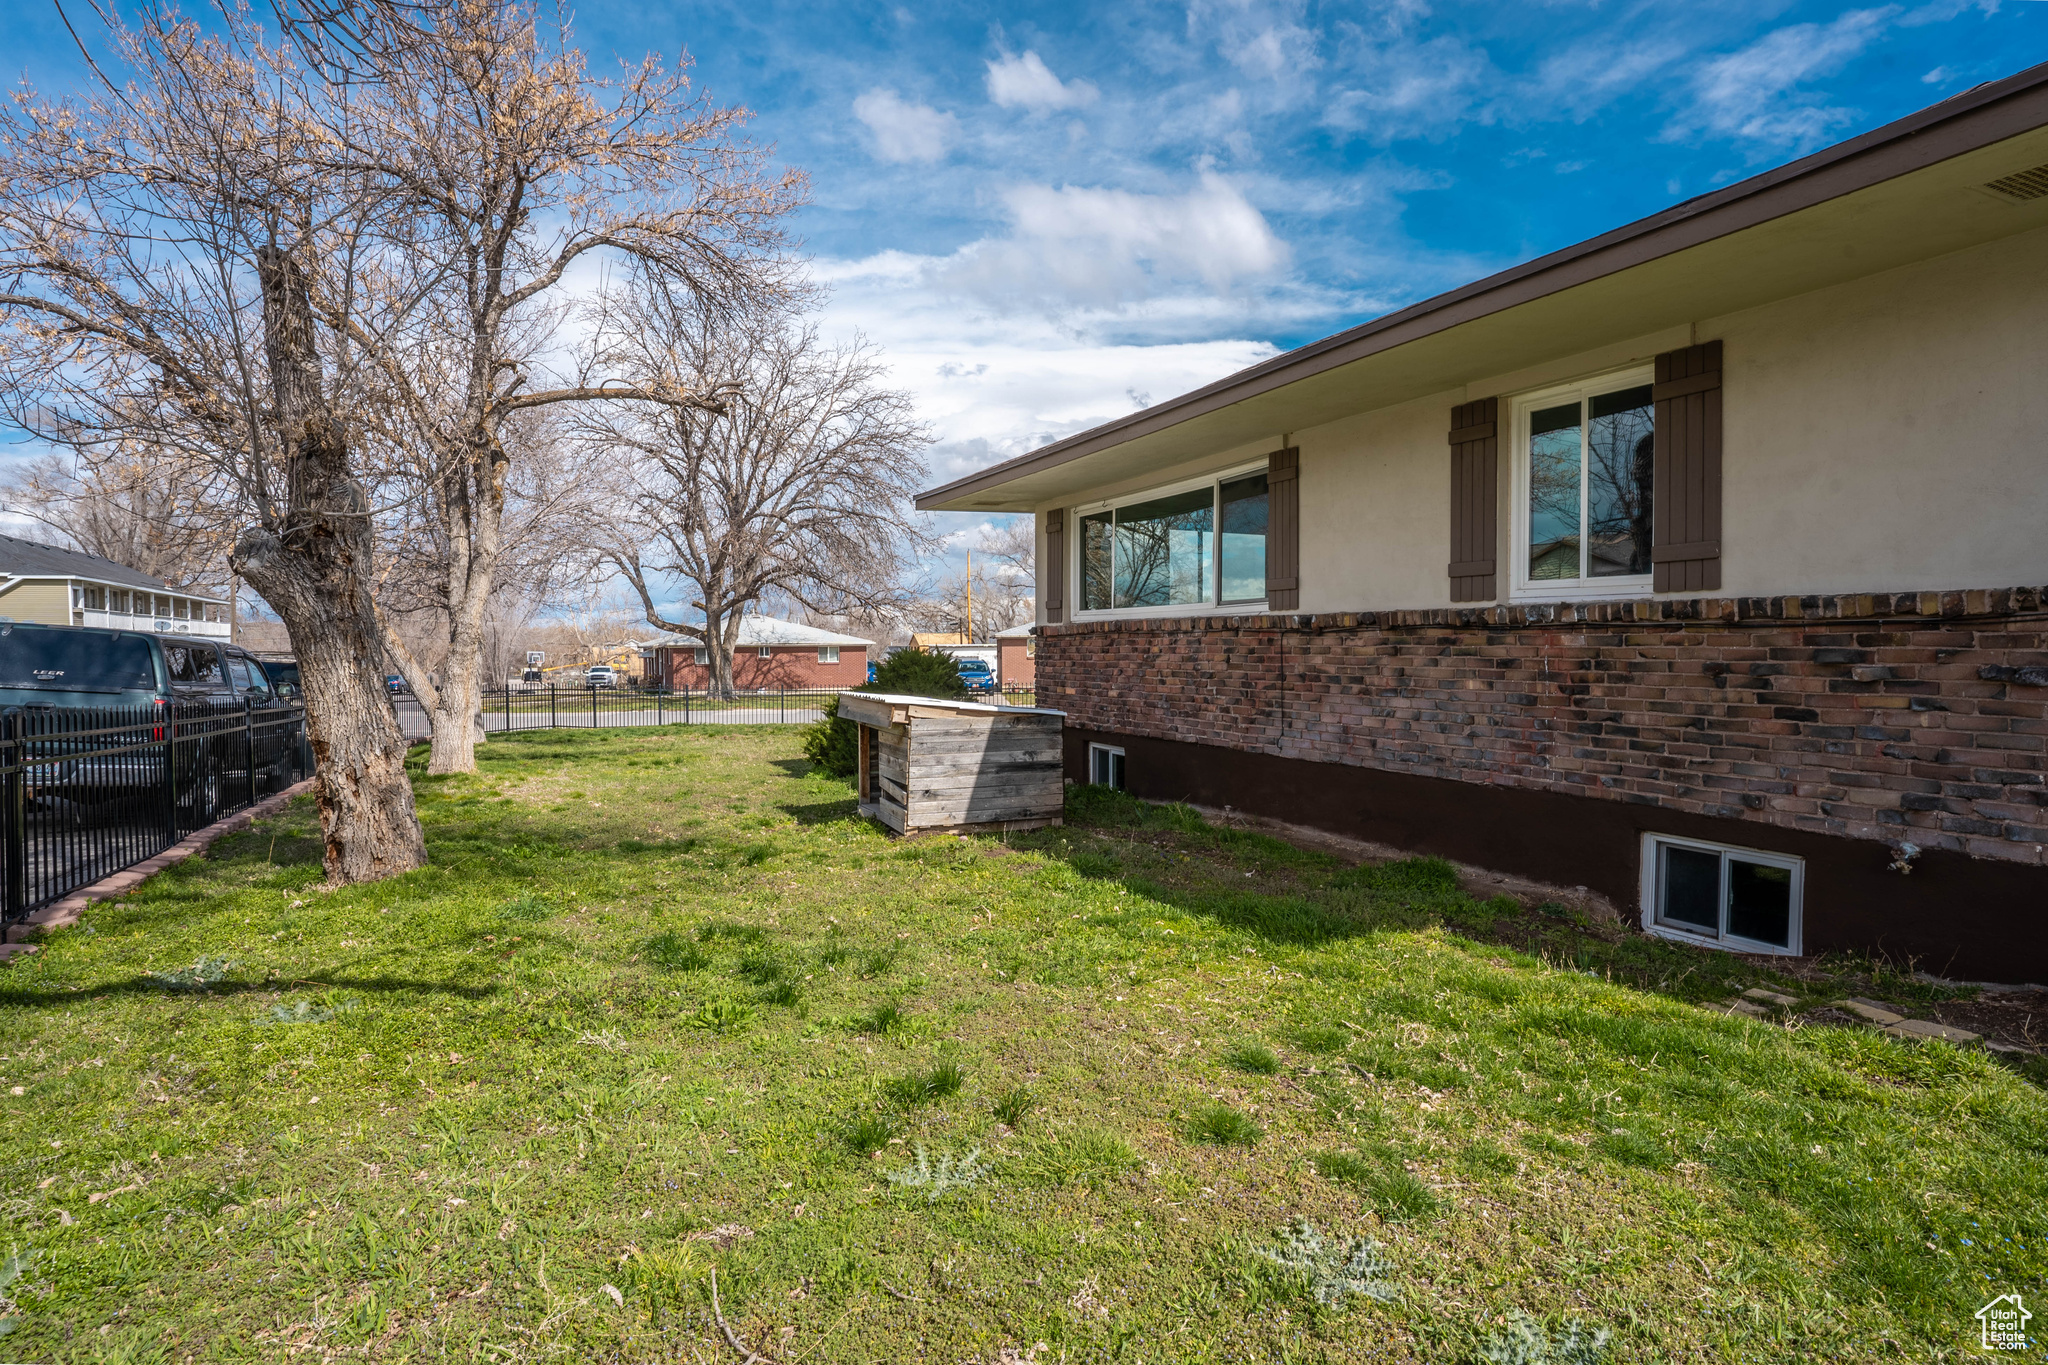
<box><xmin>838</xmin><ymin>692</ymin><xmax>1065</xmax><ymax>835</ymax></box>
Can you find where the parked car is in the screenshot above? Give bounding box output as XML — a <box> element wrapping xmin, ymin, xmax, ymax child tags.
<box><xmin>260</xmin><ymin>659</ymin><xmax>301</xmax><ymax>700</ymax></box>
<box><xmin>385</xmin><ymin>674</ymin><xmax>409</xmax><ymax>694</ymax></box>
<box><xmin>586</xmin><ymin>664</ymin><xmax>617</xmax><ymax>689</ymax></box>
<box><xmin>956</xmin><ymin>658</ymin><xmax>998</xmax><ymax>695</ymax></box>
<box><xmin>0</xmin><ymin>622</ymin><xmax>300</xmax><ymax>811</ymax></box>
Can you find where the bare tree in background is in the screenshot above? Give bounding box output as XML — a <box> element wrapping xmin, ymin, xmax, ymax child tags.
<box><xmin>1</xmin><ymin>446</ymin><xmax>238</xmax><ymax>591</ymax></box>
<box><xmin>0</xmin><ymin>0</ymin><xmax>795</xmax><ymax>878</ymax></box>
<box><xmin>917</xmin><ymin>541</ymin><xmax>1033</xmax><ymax>641</ymax></box>
<box><xmin>330</xmin><ymin>2</ymin><xmax>801</xmax><ymax>774</ymax></box>
<box><xmin>578</xmin><ymin>283</ymin><xmax>930</xmax><ymax>697</ymax></box>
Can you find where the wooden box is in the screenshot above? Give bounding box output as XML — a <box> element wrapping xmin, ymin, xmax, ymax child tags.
<box><xmin>837</xmin><ymin>692</ymin><xmax>1065</xmax><ymax>835</ymax></box>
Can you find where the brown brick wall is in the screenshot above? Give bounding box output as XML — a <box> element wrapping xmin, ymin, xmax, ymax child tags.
<box><xmin>1040</xmin><ymin>587</ymin><xmax>2048</xmax><ymax>866</ymax></box>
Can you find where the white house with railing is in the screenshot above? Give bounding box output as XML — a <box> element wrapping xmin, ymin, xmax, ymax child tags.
<box><xmin>0</xmin><ymin>534</ymin><xmax>231</xmax><ymax>638</ymax></box>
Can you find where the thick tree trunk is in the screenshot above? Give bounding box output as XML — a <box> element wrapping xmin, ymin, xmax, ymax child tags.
<box><xmin>427</xmin><ymin>644</ymin><xmax>482</xmax><ymax>773</ymax></box>
<box><xmin>705</xmin><ymin>607</ymin><xmax>735</xmax><ymax>700</ymax></box>
<box><xmin>237</xmin><ymin>244</ymin><xmax>426</xmax><ymax>884</ymax></box>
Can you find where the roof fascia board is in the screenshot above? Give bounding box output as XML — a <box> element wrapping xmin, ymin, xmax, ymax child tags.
<box><xmin>916</xmin><ymin>60</ymin><xmax>2048</xmax><ymax>511</ymax></box>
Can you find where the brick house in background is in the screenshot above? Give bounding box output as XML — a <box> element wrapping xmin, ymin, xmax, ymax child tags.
<box><xmin>919</xmin><ymin>64</ymin><xmax>2048</xmax><ymax>982</ymax></box>
<box><xmin>996</xmin><ymin>624</ymin><xmax>1036</xmax><ymax>691</ymax></box>
<box><xmin>644</xmin><ymin>618</ymin><xmax>872</xmax><ymax>690</ymax></box>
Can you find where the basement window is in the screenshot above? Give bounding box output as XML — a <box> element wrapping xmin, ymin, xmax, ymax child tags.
<box><xmin>1088</xmin><ymin>743</ymin><xmax>1125</xmax><ymax>791</ymax></box>
<box><xmin>1641</xmin><ymin>834</ymin><xmax>1802</xmax><ymax>955</ymax></box>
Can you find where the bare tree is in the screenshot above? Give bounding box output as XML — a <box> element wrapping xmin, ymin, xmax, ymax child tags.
<box><xmin>326</xmin><ymin>1</ymin><xmax>801</xmax><ymax>773</ymax></box>
<box><xmin>1</xmin><ymin>446</ymin><xmax>238</xmax><ymax>591</ymax></box>
<box><xmin>916</xmin><ymin>544</ymin><xmax>1033</xmax><ymax>641</ymax></box>
<box><xmin>578</xmin><ymin>283</ymin><xmax>930</xmax><ymax>696</ymax></box>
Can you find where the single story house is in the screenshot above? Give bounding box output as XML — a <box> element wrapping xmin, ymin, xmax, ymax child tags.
<box><xmin>644</xmin><ymin>618</ymin><xmax>872</xmax><ymax>690</ymax></box>
<box><xmin>996</xmin><ymin>624</ymin><xmax>1036</xmax><ymax>691</ymax></box>
<box><xmin>0</xmin><ymin>534</ymin><xmax>229</xmax><ymax>638</ymax></box>
<box><xmin>918</xmin><ymin>63</ymin><xmax>2048</xmax><ymax>983</ymax></box>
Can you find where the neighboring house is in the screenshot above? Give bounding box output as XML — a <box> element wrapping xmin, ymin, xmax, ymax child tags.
<box><xmin>996</xmin><ymin>624</ymin><xmax>1036</xmax><ymax>691</ymax></box>
<box><xmin>917</xmin><ymin>65</ymin><xmax>2048</xmax><ymax>983</ymax></box>
<box><xmin>645</xmin><ymin>618</ymin><xmax>872</xmax><ymax>690</ymax></box>
<box><xmin>0</xmin><ymin>534</ymin><xmax>229</xmax><ymax>638</ymax></box>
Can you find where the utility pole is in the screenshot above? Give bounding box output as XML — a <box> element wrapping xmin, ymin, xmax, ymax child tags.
<box><xmin>965</xmin><ymin>550</ymin><xmax>974</xmax><ymax>643</ymax></box>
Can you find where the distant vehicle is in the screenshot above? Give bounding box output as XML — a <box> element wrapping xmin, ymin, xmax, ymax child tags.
<box><xmin>586</xmin><ymin>664</ymin><xmax>617</xmax><ymax>689</ymax></box>
<box><xmin>866</xmin><ymin>661</ymin><xmax>878</xmax><ymax>684</ymax></box>
<box><xmin>260</xmin><ymin>659</ymin><xmax>301</xmax><ymax>700</ymax></box>
<box><xmin>385</xmin><ymin>674</ymin><xmax>409</xmax><ymax>694</ymax></box>
<box><xmin>955</xmin><ymin>657</ymin><xmax>998</xmax><ymax>695</ymax></box>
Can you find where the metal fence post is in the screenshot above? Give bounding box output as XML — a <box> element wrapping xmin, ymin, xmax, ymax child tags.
<box><xmin>162</xmin><ymin>702</ymin><xmax>180</xmax><ymax>841</ymax></box>
<box><xmin>549</xmin><ymin>686</ymin><xmax>556</xmax><ymax>730</ymax></box>
<box><xmin>591</xmin><ymin>685</ymin><xmax>597</xmax><ymax>729</ymax></box>
<box><xmin>244</xmin><ymin>699</ymin><xmax>257</xmax><ymax>811</ymax></box>
<box><xmin>2</xmin><ymin>709</ymin><xmax>22</xmax><ymax>922</ymax></box>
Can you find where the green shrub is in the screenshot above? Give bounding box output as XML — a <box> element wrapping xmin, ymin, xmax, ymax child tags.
<box><xmin>870</xmin><ymin>646</ymin><xmax>971</xmax><ymax>700</ymax></box>
<box><xmin>802</xmin><ymin>647</ymin><xmax>971</xmax><ymax>778</ymax></box>
<box><xmin>801</xmin><ymin>697</ymin><xmax>860</xmax><ymax>777</ymax></box>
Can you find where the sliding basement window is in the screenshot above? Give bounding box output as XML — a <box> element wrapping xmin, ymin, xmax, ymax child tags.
<box><xmin>1641</xmin><ymin>833</ymin><xmax>1803</xmax><ymax>956</ymax></box>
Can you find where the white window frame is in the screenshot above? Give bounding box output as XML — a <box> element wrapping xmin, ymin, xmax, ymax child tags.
<box><xmin>757</xmin><ymin>646</ymin><xmax>772</xmax><ymax>659</ymax></box>
<box><xmin>1639</xmin><ymin>832</ymin><xmax>1804</xmax><ymax>957</ymax></box>
<box><xmin>1071</xmin><ymin>459</ymin><xmax>1272</xmax><ymax>621</ymax></box>
<box><xmin>692</xmin><ymin>647</ymin><xmax>708</xmax><ymax>666</ymax></box>
<box><xmin>1088</xmin><ymin>743</ymin><xmax>1126</xmax><ymax>790</ymax></box>
<box><xmin>818</xmin><ymin>645</ymin><xmax>839</xmax><ymax>664</ymax></box>
<box><xmin>1509</xmin><ymin>364</ymin><xmax>1656</xmax><ymax>604</ymax></box>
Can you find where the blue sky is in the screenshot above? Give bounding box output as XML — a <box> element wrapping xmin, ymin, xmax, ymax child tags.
<box><xmin>5</xmin><ymin>0</ymin><xmax>2044</xmax><ymax>590</ymax></box>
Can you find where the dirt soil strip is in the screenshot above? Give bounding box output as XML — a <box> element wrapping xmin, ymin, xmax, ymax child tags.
<box><xmin>0</xmin><ymin>776</ymin><xmax>319</xmax><ymax>958</ymax></box>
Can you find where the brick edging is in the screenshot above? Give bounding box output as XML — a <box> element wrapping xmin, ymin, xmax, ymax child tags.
<box><xmin>1040</xmin><ymin>585</ymin><xmax>2048</xmax><ymax>637</ymax></box>
<box><xmin>0</xmin><ymin>777</ymin><xmax>319</xmax><ymax>954</ymax></box>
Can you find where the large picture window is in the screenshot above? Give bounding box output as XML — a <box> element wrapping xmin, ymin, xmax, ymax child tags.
<box><xmin>1515</xmin><ymin>369</ymin><xmax>1654</xmax><ymax>597</ymax></box>
<box><xmin>1078</xmin><ymin>467</ymin><xmax>1268</xmax><ymax>615</ymax></box>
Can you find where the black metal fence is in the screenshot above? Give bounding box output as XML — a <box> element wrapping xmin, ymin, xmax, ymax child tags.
<box><xmin>0</xmin><ymin>700</ymin><xmax>311</xmax><ymax>923</ymax></box>
<box><xmin>483</xmin><ymin>685</ymin><xmax>1038</xmax><ymax>732</ymax></box>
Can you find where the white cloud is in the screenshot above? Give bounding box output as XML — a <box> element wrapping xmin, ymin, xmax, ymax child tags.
<box><xmin>852</xmin><ymin>88</ymin><xmax>958</xmax><ymax>163</ymax></box>
<box><xmin>985</xmin><ymin>51</ymin><xmax>1098</xmax><ymax>113</ymax></box>
<box><xmin>1529</xmin><ymin>38</ymin><xmax>1687</xmax><ymax>121</ymax></box>
<box><xmin>935</xmin><ymin>172</ymin><xmax>1289</xmax><ymax>310</ymax></box>
<box><xmin>809</xmin><ymin>250</ymin><xmax>1283</xmax><ymax>488</ymax></box>
<box><xmin>1318</xmin><ymin>10</ymin><xmax>1495</xmax><ymax>142</ymax></box>
<box><xmin>1189</xmin><ymin>0</ymin><xmax>1323</xmax><ymax>81</ymax></box>
<box><xmin>1679</xmin><ymin>8</ymin><xmax>1896</xmax><ymax>147</ymax></box>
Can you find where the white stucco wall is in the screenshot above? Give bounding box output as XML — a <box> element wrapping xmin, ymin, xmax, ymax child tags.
<box><xmin>1035</xmin><ymin>223</ymin><xmax>2048</xmax><ymax>620</ymax></box>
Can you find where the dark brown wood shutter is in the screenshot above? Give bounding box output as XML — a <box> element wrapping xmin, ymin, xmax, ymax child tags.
<box><xmin>1043</xmin><ymin>508</ymin><xmax>1065</xmax><ymax>623</ymax></box>
<box><xmin>1651</xmin><ymin>340</ymin><xmax>1722</xmax><ymax>593</ymax></box>
<box><xmin>1265</xmin><ymin>447</ymin><xmax>1300</xmax><ymax>610</ymax></box>
<box><xmin>1447</xmin><ymin>397</ymin><xmax>1498</xmax><ymax>601</ymax></box>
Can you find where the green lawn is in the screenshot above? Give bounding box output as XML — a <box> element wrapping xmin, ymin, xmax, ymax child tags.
<box><xmin>2</xmin><ymin>726</ymin><xmax>2041</xmax><ymax>1363</ymax></box>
